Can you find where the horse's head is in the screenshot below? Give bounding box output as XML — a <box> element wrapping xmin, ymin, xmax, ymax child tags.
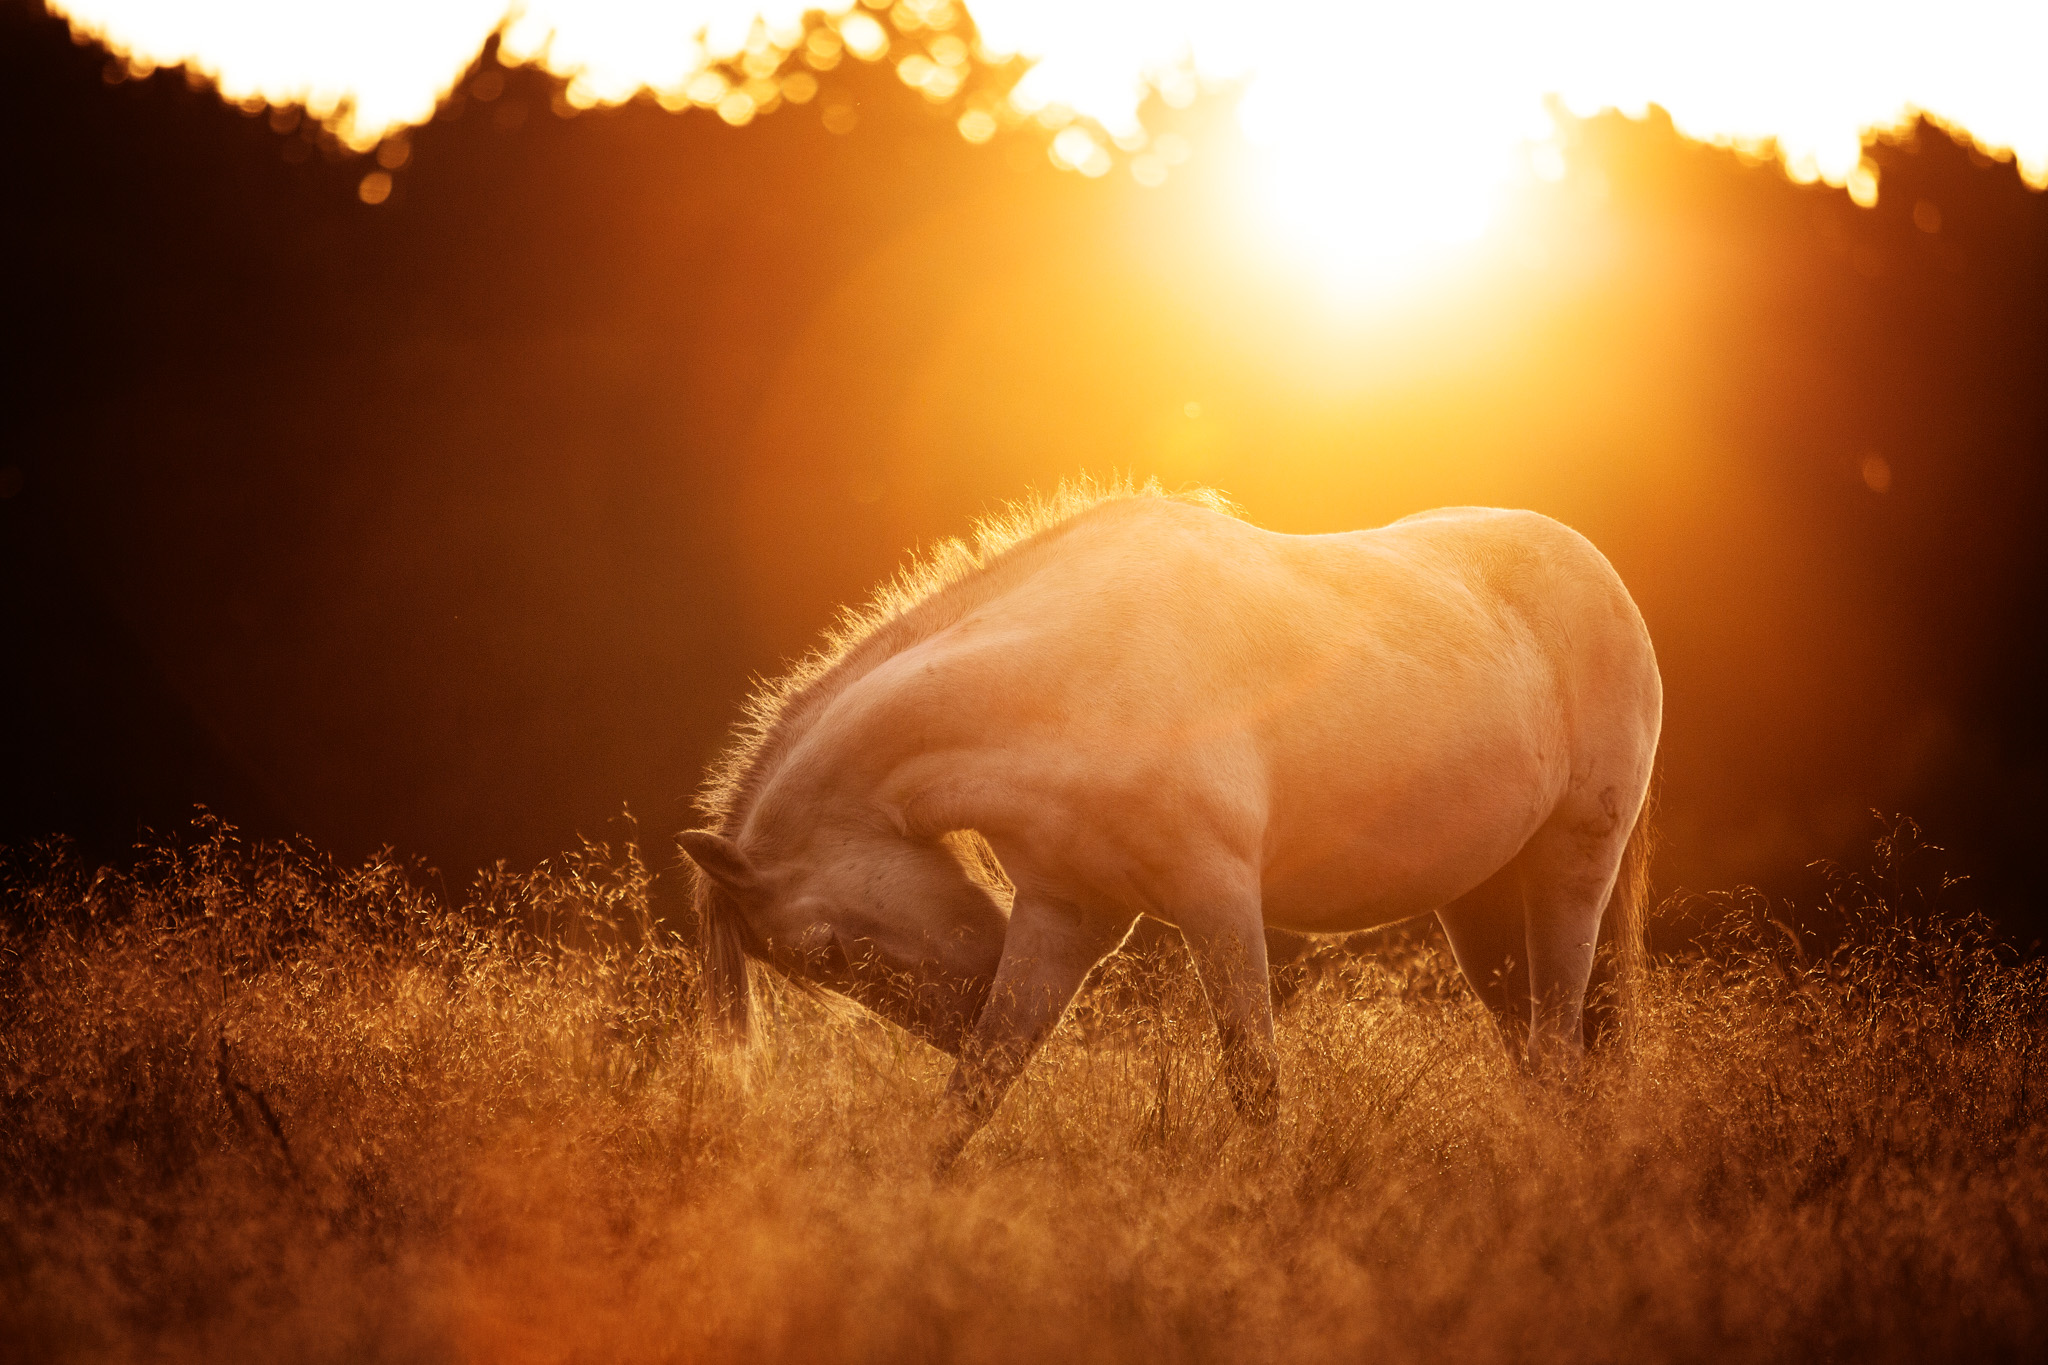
<box><xmin>678</xmin><ymin>822</ymin><xmax>1007</xmax><ymax>1054</ymax></box>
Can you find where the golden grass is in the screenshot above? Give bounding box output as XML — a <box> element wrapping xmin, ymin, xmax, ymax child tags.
<box><xmin>3</xmin><ymin>814</ymin><xmax>2044</xmax><ymax>1363</ymax></box>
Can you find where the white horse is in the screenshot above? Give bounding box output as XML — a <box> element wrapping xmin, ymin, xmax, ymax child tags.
<box><xmin>679</xmin><ymin>482</ymin><xmax>1661</xmax><ymax>1163</ymax></box>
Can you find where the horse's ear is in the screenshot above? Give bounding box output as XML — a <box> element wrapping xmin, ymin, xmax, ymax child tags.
<box><xmin>677</xmin><ymin>830</ymin><xmax>758</xmax><ymax>894</ymax></box>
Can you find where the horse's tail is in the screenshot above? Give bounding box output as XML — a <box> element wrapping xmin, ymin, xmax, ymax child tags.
<box><xmin>1588</xmin><ymin>770</ymin><xmax>1658</xmax><ymax>1050</ymax></box>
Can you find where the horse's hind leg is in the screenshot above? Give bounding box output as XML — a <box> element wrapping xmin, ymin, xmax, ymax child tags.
<box><xmin>1516</xmin><ymin>790</ymin><xmax>1634</xmax><ymax>1079</ymax></box>
<box><xmin>1437</xmin><ymin>861</ymin><xmax>1533</xmax><ymax>1065</ymax></box>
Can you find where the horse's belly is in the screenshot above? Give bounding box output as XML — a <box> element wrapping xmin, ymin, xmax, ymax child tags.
<box><xmin>1255</xmin><ymin>728</ymin><xmax>1563</xmax><ymax>933</ymax></box>
<box><xmin>1258</xmin><ymin>818</ymin><xmax>1535</xmax><ymax>931</ymax></box>
<box><xmin>1260</xmin><ymin>854</ymin><xmax>1481</xmax><ymax>932</ymax></box>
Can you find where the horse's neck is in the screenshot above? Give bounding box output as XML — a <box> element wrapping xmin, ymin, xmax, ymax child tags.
<box><xmin>753</xmin><ymin>660</ymin><xmax>1023</xmax><ymax>849</ymax></box>
<box><xmin>748</xmin><ymin>688</ymin><xmax>915</xmax><ymax>845</ymax></box>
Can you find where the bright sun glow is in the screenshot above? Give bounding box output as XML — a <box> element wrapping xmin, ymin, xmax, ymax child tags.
<box><xmin>52</xmin><ymin>0</ymin><xmax>2048</xmax><ymax>282</ymax></box>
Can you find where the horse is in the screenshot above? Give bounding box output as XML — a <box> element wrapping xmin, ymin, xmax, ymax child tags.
<box><xmin>678</xmin><ymin>481</ymin><xmax>1661</xmax><ymax>1165</ymax></box>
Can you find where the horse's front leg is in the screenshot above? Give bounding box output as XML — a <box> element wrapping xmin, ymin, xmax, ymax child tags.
<box><xmin>934</xmin><ymin>892</ymin><xmax>1132</xmax><ymax>1173</ymax></box>
<box><xmin>1176</xmin><ymin>877</ymin><xmax>1279</xmax><ymax>1124</ymax></box>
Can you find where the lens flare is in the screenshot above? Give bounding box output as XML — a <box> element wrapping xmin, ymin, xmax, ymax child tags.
<box><xmin>53</xmin><ymin>0</ymin><xmax>2048</xmax><ymax>280</ymax></box>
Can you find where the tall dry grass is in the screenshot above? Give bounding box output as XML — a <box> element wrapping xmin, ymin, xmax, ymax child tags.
<box><xmin>2</xmin><ymin>814</ymin><xmax>2044</xmax><ymax>1364</ymax></box>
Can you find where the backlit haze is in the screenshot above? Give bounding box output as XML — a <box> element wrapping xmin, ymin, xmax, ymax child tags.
<box><xmin>50</xmin><ymin>0</ymin><xmax>2048</xmax><ymax>287</ymax></box>
<box><xmin>10</xmin><ymin>0</ymin><xmax>2048</xmax><ymax>933</ymax></box>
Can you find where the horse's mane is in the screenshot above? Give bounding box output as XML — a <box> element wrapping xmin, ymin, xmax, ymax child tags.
<box><xmin>689</xmin><ymin>473</ymin><xmax>1237</xmax><ymax>1036</ymax></box>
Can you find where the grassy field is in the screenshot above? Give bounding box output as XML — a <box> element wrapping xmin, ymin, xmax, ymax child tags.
<box><xmin>2</xmin><ymin>815</ymin><xmax>2044</xmax><ymax>1363</ymax></box>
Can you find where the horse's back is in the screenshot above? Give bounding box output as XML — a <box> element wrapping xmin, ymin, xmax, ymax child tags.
<box><xmin>1043</xmin><ymin>499</ymin><xmax>1653</xmax><ymax>721</ymax></box>
<box><xmin>1077</xmin><ymin>500</ymin><xmax>1656</xmax><ymax>926</ymax></box>
<box><xmin>875</xmin><ymin>497</ymin><xmax>1658</xmax><ymax>930</ymax></box>
<box><xmin>969</xmin><ymin>497</ymin><xmax>1656</xmax><ymax>769</ymax></box>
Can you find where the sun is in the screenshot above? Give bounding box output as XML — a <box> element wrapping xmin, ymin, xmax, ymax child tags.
<box><xmin>1233</xmin><ymin>62</ymin><xmax>1546</xmax><ymax>296</ymax></box>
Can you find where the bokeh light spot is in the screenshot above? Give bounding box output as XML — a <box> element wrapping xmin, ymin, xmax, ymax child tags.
<box><xmin>1049</xmin><ymin>124</ymin><xmax>1110</xmax><ymax>177</ymax></box>
<box><xmin>839</xmin><ymin>13</ymin><xmax>888</xmax><ymax>62</ymax></box>
<box><xmin>717</xmin><ymin>89</ymin><xmax>757</xmax><ymax>125</ymax></box>
<box><xmin>957</xmin><ymin>107</ymin><xmax>997</xmax><ymax>143</ymax></box>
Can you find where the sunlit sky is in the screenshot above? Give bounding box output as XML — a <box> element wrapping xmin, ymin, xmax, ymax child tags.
<box><xmin>52</xmin><ymin>0</ymin><xmax>2048</xmax><ymax>282</ymax></box>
